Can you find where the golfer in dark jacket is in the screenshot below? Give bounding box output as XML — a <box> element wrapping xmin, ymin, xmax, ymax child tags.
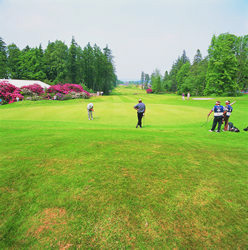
<box><xmin>134</xmin><ymin>99</ymin><xmax>146</xmax><ymax>128</ymax></box>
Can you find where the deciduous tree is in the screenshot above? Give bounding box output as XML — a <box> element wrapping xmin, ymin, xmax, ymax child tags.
<box><xmin>205</xmin><ymin>33</ymin><xmax>238</xmax><ymax>96</ymax></box>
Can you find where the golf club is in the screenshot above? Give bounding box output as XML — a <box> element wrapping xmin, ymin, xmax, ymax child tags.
<box><xmin>201</xmin><ymin>115</ymin><xmax>212</xmax><ymax>127</ymax></box>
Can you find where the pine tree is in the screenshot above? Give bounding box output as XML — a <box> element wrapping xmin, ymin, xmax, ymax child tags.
<box><xmin>18</xmin><ymin>46</ymin><xmax>46</xmax><ymax>80</ymax></box>
<box><xmin>93</xmin><ymin>44</ymin><xmax>104</xmax><ymax>91</ymax></box>
<box><xmin>140</xmin><ymin>71</ymin><xmax>145</xmax><ymax>89</ymax></box>
<box><xmin>176</xmin><ymin>61</ymin><xmax>191</xmax><ymax>94</ymax></box>
<box><xmin>44</xmin><ymin>40</ymin><xmax>68</xmax><ymax>83</ymax></box>
<box><xmin>144</xmin><ymin>73</ymin><xmax>150</xmax><ymax>89</ymax></box>
<box><xmin>103</xmin><ymin>45</ymin><xmax>113</xmax><ymax>64</ymax></box>
<box><xmin>7</xmin><ymin>43</ymin><xmax>21</xmax><ymax>79</ymax></box>
<box><xmin>168</xmin><ymin>51</ymin><xmax>190</xmax><ymax>92</ymax></box>
<box><xmin>0</xmin><ymin>37</ymin><xmax>8</xmax><ymax>78</ymax></box>
<box><xmin>163</xmin><ymin>71</ymin><xmax>169</xmax><ymax>81</ymax></box>
<box><xmin>181</xmin><ymin>50</ymin><xmax>189</xmax><ymax>64</ymax></box>
<box><xmin>185</xmin><ymin>58</ymin><xmax>208</xmax><ymax>95</ymax></box>
<box><xmin>82</xmin><ymin>43</ymin><xmax>96</xmax><ymax>90</ymax></box>
<box><xmin>102</xmin><ymin>45</ymin><xmax>116</xmax><ymax>93</ymax></box>
<box><xmin>151</xmin><ymin>69</ymin><xmax>162</xmax><ymax>93</ymax></box>
<box><xmin>33</xmin><ymin>45</ymin><xmax>46</xmax><ymax>80</ymax></box>
<box><xmin>67</xmin><ymin>37</ymin><xmax>78</xmax><ymax>83</ymax></box>
<box><xmin>193</xmin><ymin>49</ymin><xmax>202</xmax><ymax>65</ymax></box>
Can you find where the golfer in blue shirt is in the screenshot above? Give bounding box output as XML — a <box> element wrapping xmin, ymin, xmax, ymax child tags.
<box><xmin>208</xmin><ymin>101</ymin><xmax>224</xmax><ymax>132</ymax></box>
<box><xmin>134</xmin><ymin>99</ymin><xmax>146</xmax><ymax>128</ymax></box>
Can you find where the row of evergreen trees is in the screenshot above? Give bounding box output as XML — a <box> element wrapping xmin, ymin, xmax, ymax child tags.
<box><xmin>145</xmin><ymin>33</ymin><xmax>248</xmax><ymax>96</ymax></box>
<box><xmin>0</xmin><ymin>37</ymin><xmax>117</xmax><ymax>94</ymax></box>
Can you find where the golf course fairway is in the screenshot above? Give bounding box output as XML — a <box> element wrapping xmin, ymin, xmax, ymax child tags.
<box><xmin>0</xmin><ymin>86</ymin><xmax>247</xmax><ymax>248</ymax></box>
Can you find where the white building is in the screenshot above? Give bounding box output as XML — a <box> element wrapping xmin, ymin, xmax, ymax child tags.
<box><xmin>0</xmin><ymin>79</ymin><xmax>50</xmax><ymax>89</ymax></box>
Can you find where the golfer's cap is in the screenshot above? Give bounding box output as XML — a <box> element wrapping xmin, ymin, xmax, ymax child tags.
<box><xmin>225</xmin><ymin>100</ymin><xmax>230</xmax><ymax>104</ymax></box>
<box><xmin>216</xmin><ymin>101</ymin><xmax>220</xmax><ymax>104</ymax></box>
<box><xmin>139</xmin><ymin>99</ymin><xmax>142</xmax><ymax>102</ymax></box>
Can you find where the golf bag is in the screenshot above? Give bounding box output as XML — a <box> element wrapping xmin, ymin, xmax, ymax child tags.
<box><xmin>228</xmin><ymin>122</ymin><xmax>240</xmax><ymax>132</ymax></box>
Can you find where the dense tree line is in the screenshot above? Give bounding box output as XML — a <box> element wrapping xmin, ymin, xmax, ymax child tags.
<box><xmin>144</xmin><ymin>33</ymin><xmax>248</xmax><ymax>96</ymax></box>
<box><xmin>0</xmin><ymin>37</ymin><xmax>117</xmax><ymax>94</ymax></box>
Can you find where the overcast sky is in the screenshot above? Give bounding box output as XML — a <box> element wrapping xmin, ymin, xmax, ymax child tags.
<box><xmin>1</xmin><ymin>0</ymin><xmax>248</xmax><ymax>80</ymax></box>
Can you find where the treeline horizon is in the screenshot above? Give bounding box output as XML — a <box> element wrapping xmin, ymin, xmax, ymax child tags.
<box><xmin>141</xmin><ymin>33</ymin><xmax>248</xmax><ymax>96</ymax></box>
<box><xmin>0</xmin><ymin>37</ymin><xmax>117</xmax><ymax>94</ymax></box>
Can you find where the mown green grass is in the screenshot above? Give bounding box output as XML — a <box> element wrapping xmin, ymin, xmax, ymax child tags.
<box><xmin>0</xmin><ymin>88</ymin><xmax>247</xmax><ymax>248</ymax></box>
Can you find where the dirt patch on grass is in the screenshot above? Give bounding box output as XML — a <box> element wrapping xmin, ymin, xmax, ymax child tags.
<box><xmin>90</xmin><ymin>211</ymin><xmax>137</xmax><ymax>248</ymax></box>
<box><xmin>35</xmin><ymin>158</ymin><xmax>85</xmax><ymax>175</ymax></box>
<box><xmin>57</xmin><ymin>241</ymin><xmax>73</xmax><ymax>249</ymax></box>
<box><xmin>122</xmin><ymin>168</ymin><xmax>136</xmax><ymax>180</ymax></box>
<box><xmin>0</xmin><ymin>187</ymin><xmax>16</xmax><ymax>193</ymax></box>
<box><xmin>192</xmin><ymin>186</ymin><xmax>217</xmax><ymax>206</ymax></box>
<box><xmin>26</xmin><ymin>207</ymin><xmax>74</xmax><ymax>248</ymax></box>
<box><xmin>37</xmin><ymin>158</ymin><xmax>83</xmax><ymax>167</ymax></box>
<box><xmin>27</xmin><ymin>208</ymin><xmax>67</xmax><ymax>238</ymax></box>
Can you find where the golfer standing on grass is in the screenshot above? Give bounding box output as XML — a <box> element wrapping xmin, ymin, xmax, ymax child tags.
<box><xmin>134</xmin><ymin>99</ymin><xmax>146</xmax><ymax>128</ymax></box>
<box><xmin>208</xmin><ymin>101</ymin><xmax>224</xmax><ymax>133</ymax></box>
<box><xmin>87</xmin><ymin>103</ymin><xmax>94</xmax><ymax>120</ymax></box>
<box><xmin>187</xmin><ymin>92</ymin><xmax>190</xmax><ymax>100</ymax></box>
<box><xmin>223</xmin><ymin>100</ymin><xmax>233</xmax><ymax>131</ymax></box>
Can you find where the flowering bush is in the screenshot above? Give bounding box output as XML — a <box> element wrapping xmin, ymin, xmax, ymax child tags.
<box><xmin>21</xmin><ymin>84</ymin><xmax>44</xmax><ymax>96</ymax></box>
<box><xmin>21</xmin><ymin>88</ymin><xmax>35</xmax><ymax>96</ymax></box>
<box><xmin>63</xmin><ymin>84</ymin><xmax>84</xmax><ymax>93</ymax></box>
<box><xmin>42</xmin><ymin>93</ymin><xmax>53</xmax><ymax>100</ymax></box>
<box><xmin>0</xmin><ymin>81</ymin><xmax>24</xmax><ymax>104</ymax></box>
<box><xmin>47</xmin><ymin>84</ymin><xmax>69</xmax><ymax>95</ymax></box>
<box><xmin>0</xmin><ymin>81</ymin><xmax>90</xmax><ymax>104</ymax></box>
<box><xmin>146</xmin><ymin>88</ymin><xmax>153</xmax><ymax>94</ymax></box>
<box><xmin>47</xmin><ymin>83</ymin><xmax>90</xmax><ymax>98</ymax></box>
<box><xmin>26</xmin><ymin>95</ymin><xmax>42</xmax><ymax>101</ymax></box>
<box><xmin>70</xmin><ymin>91</ymin><xmax>90</xmax><ymax>99</ymax></box>
<box><xmin>62</xmin><ymin>95</ymin><xmax>73</xmax><ymax>100</ymax></box>
<box><xmin>55</xmin><ymin>93</ymin><xmax>64</xmax><ymax>100</ymax></box>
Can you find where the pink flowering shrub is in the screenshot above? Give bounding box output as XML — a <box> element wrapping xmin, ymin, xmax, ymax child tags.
<box><xmin>146</xmin><ymin>88</ymin><xmax>153</xmax><ymax>94</ymax></box>
<box><xmin>47</xmin><ymin>83</ymin><xmax>90</xmax><ymax>98</ymax></box>
<box><xmin>69</xmin><ymin>91</ymin><xmax>89</xmax><ymax>99</ymax></box>
<box><xmin>63</xmin><ymin>84</ymin><xmax>84</xmax><ymax>93</ymax></box>
<box><xmin>47</xmin><ymin>84</ymin><xmax>69</xmax><ymax>94</ymax></box>
<box><xmin>0</xmin><ymin>81</ymin><xmax>24</xmax><ymax>104</ymax></box>
<box><xmin>21</xmin><ymin>84</ymin><xmax>44</xmax><ymax>95</ymax></box>
<box><xmin>0</xmin><ymin>81</ymin><xmax>90</xmax><ymax>103</ymax></box>
<box><xmin>56</xmin><ymin>93</ymin><xmax>64</xmax><ymax>100</ymax></box>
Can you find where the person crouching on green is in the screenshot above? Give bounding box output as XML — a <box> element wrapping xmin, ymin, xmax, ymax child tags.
<box><xmin>87</xmin><ymin>103</ymin><xmax>94</xmax><ymax>120</ymax></box>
